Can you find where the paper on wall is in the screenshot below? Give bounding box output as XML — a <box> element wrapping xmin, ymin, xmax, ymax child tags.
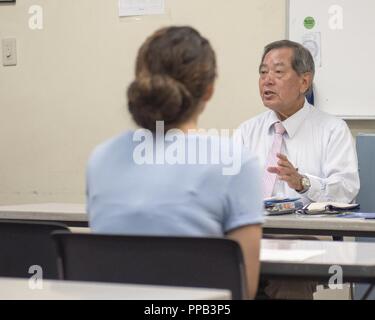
<box><xmin>302</xmin><ymin>32</ymin><xmax>322</xmax><ymax>67</ymax></box>
<box><xmin>119</xmin><ymin>0</ymin><xmax>165</xmax><ymax>17</ymax></box>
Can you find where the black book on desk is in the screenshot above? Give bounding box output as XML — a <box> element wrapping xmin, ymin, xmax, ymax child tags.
<box><xmin>300</xmin><ymin>202</ymin><xmax>359</xmax><ymax>215</ymax></box>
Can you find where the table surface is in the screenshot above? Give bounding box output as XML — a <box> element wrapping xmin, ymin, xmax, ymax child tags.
<box><xmin>1</xmin><ymin>203</ymin><xmax>375</xmax><ymax>235</ymax></box>
<box><xmin>262</xmin><ymin>238</ymin><xmax>375</xmax><ymax>265</ymax></box>
<box><xmin>0</xmin><ymin>277</ymin><xmax>231</xmax><ymax>300</ymax></box>
<box><xmin>261</xmin><ymin>238</ymin><xmax>375</xmax><ymax>282</ymax></box>
<box><xmin>264</xmin><ymin>213</ymin><xmax>375</xmax><ymax>232</ymax></box>
<box><xmin>0</xmin><ymin>203</ymin><xmax>87</xmax><ymax>222</ymax></box>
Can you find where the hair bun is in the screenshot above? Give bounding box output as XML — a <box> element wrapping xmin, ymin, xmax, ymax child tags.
<box><xmin>128</xmin><ymin>74</ymin><xmax>194</xmax><ymax>131</ymax></box>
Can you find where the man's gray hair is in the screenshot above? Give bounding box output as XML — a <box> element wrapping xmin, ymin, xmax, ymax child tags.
<box><xmin>260</xmin><ymin>40</ymin><xmax>315</xmax><ymax>95</ymax></box>
<box><xmin>261</xmin><ymin>39</ymin><xmax>315</xmax><ymax>76</ymax></box>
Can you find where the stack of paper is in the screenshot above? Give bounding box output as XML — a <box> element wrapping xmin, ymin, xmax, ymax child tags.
<box><xmin>260</xmin><ymin>249</ymin><xmax>326</xmax><ymax>262</ymax></box>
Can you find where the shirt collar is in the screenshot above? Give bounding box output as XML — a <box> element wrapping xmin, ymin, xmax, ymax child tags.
<box><xmin>267</xmin><ymin>99</ymin><xmax>312</xmax><ymax>138</ymax></box>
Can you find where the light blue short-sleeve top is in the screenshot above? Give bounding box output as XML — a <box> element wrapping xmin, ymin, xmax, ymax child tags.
<box><xmin>87</xmin><ymin>130</ymin><xmax>263</xmax><ymax>236</ymax></box>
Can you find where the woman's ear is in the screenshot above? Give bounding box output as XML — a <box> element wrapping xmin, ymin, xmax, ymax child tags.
<box><xmin>202</xmin><ymin>83</ymin><xmax>215</xmax><ymax>102</ymax></box>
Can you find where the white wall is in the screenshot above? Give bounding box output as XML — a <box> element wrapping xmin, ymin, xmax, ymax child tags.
<box><xmin>0</xmin><ymin>0</ymin><xmax>373</xmax><ymax>204</ymax></box>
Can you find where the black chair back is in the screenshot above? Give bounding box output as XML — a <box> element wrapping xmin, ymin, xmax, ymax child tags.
<box><xmin>52</xmin><ymin>232</ymin><xmax>247</xmax><ymax>299</ymax></box>
<box><xmin>0</xmin><ymin>220</ymin><xmax>70</xmax><ymax>279</ymax></box>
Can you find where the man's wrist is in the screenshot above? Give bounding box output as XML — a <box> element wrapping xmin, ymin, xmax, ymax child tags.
<box><xmin>296</xmin><ymin>175</ymin><xmax>311</xmax><ymax>194</ymax></box>
<box><xmin>295</xmin><ymin>176</ymin><xmax>303</xmax><ymax>192</ymax></box>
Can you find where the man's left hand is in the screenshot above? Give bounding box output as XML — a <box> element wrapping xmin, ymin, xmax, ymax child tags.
<box><xmin>267</xmin><ymin>153</ymin><xmax>303</xmax><ymax>191</ymax></box>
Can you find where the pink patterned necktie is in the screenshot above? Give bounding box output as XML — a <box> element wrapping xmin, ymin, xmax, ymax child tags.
<box><xmin>263</xmin><ymin>122</ymin><xmax>286</xmax><ymax>198</ymax></box>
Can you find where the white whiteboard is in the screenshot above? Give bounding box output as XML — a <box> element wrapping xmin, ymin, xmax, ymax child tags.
<box><xmin>288</xmin><ymin>0</ymin><xmax>375</xmax><ymax>119</ymax></box>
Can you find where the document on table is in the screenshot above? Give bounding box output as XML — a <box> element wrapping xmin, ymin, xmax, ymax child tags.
<box><xmin>119</xmin><ymin>0</ymin><xmax>165</xmax><ymax>17</ymax></box>
<box><xmin>336</xmin><ymin>212</ymin><xmax>375</xmax><ymax>219</ymax></box>
<box><xmin>261</xmin><ymin>249</ymin><xmax>326</xmax><ymax>262</ymax></box>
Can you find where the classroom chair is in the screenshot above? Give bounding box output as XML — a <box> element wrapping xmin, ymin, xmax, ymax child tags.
<box><xmin>353</xmin><ymin>134</ymin><xmax>375</xmax><ymax>300</ymax></box>
<box><xmin>0</xmin><ymin>220</ymin><xmax>70</xmax><ymax>279</ymax></box>
<box><xmin>52</xmin><ymin>232</ymin><xmax>247</xmax><ymax>299</ymax></box>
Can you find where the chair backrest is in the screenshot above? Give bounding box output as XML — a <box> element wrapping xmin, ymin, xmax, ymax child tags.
<box><xmin>0</xmin><ymin>220</ymin><xmax>70</xmax><ymax>279</ymax></box>
<box><xmin>52</xmin><ymin>232</ymin><xmax>247</xmax><ymax>299</ymax></box>
<box><xmin>356</xmin><ymin>134</ymin><xmax>375</xmax><ymax>211</ymax></box>
<box><xmin>354</xmin><ymin>134</ymin><xmax>375</xmax><ymax>299</ymax></box>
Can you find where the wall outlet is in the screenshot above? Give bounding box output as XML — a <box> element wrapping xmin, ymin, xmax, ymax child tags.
<box><xmin>2</xmin><ymin>38</ymin><xmax>17</xmax><ymax>66</ymax></box>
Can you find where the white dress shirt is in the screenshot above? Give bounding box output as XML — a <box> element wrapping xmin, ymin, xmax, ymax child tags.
<box><xmin>236</xmin><ymin>100</ymin><xmax>360</xmax><ymax>204</ymax></box>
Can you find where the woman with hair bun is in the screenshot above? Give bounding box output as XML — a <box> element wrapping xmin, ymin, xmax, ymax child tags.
<box><xmin>86</xmin><ymin>26</ymin><xmax>263</xmax><ymax>299</ymax></box>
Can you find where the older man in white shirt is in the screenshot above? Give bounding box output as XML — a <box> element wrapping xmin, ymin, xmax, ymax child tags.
<box><xmin>237</xmin><ymin>40</ymin><xmax>359</xmax><ymax>205</ymax></box>
<box><xmin>237</xmin><ymin>40</ymin><xmax>360</xmax><ymax>299</ymax></box>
